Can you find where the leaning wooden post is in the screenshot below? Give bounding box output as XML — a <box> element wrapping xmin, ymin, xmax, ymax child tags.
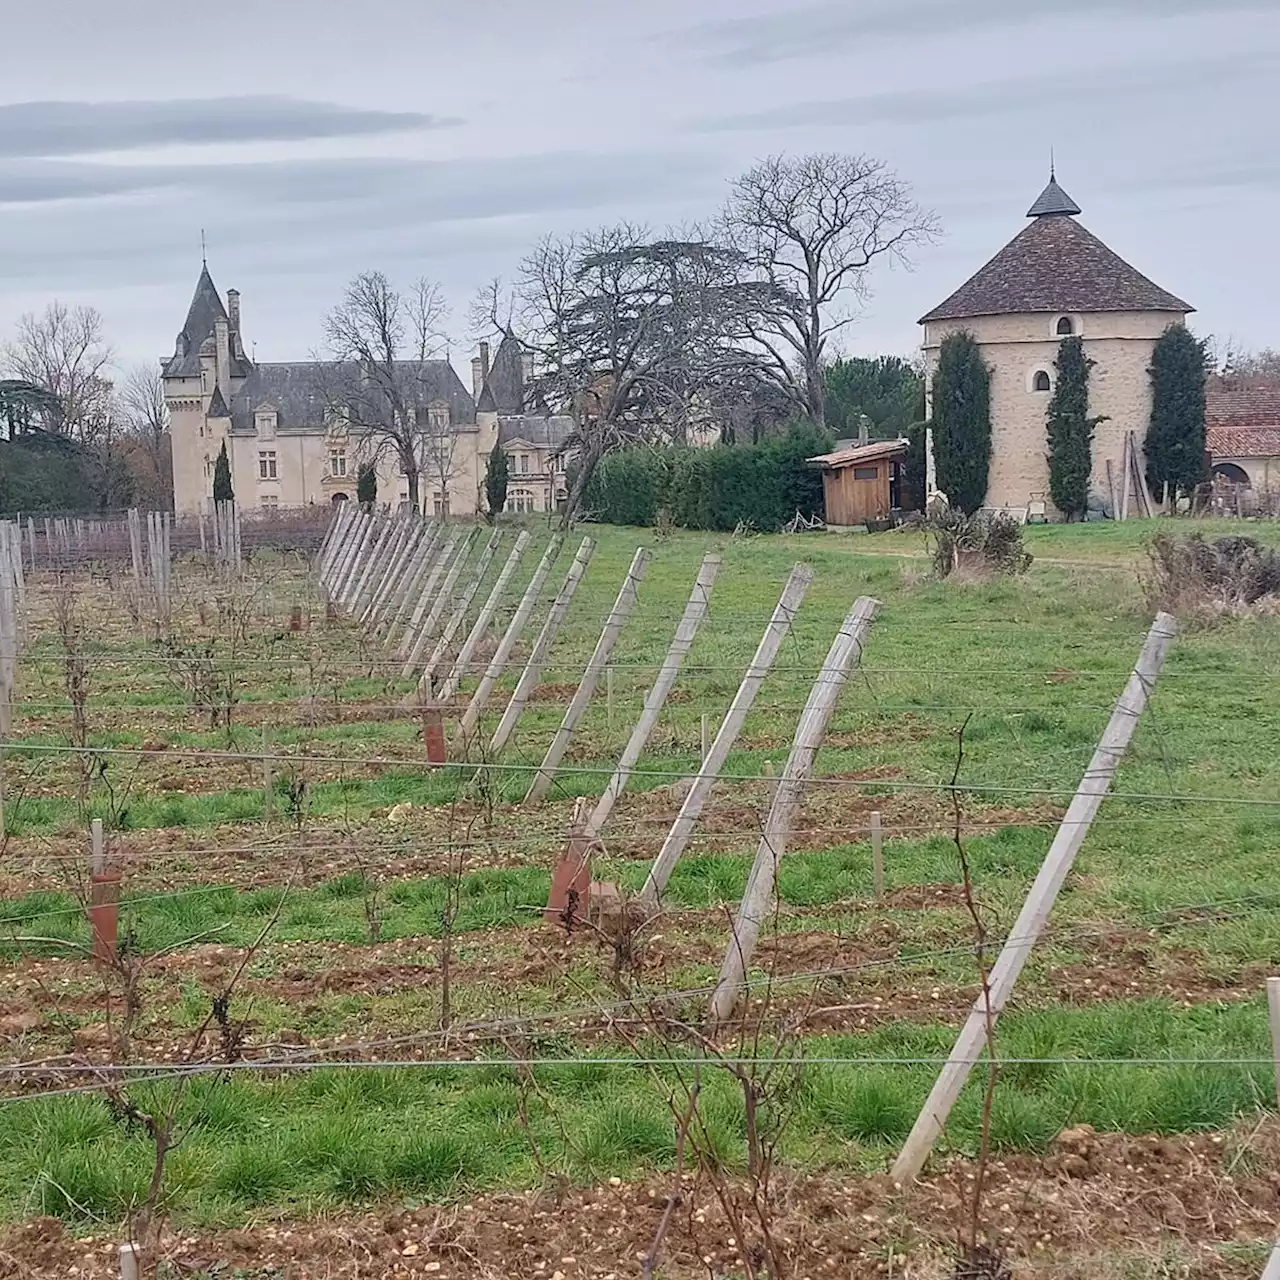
<box><xmin>395</xmin><ymin>530</ymin><xmax>462</xmax><ymax>659</ymax></box>
<box><xmin>588</xmin><ymin>552</ymin><xmax>722</xmax><ymax>835</ymax></box>
<box><xmin>891</xmin><ymin>611</ymin><xmax>1178</xmax><ymax>1183</ymax></box>
<box><xmin>457</xmin><ymin>533</ymin><xmax>564</xmax><ymax>741</ymax></box>
<box><xmin>401</xmin><ymin>528</ymin><xmax>478</xmax><ymax>677</ymax></box>
<box><xmin>262</xmin><ymin>726</ymin><xmax>274</xmax><ymax>826</ymax></box>
<box><xmin>1261</xmin><ymin>1245</ymin><xmax>1280</xmax><ymax>1280</ymax></box>
<box><xmin>488</xmin><ymin>536</ymin><xmax>596</xmax><ymax>759</ymax></box>
<box><xmin>524</xmin><ymin>547</ymin><xmax>651</xmax><ymax>804</ymax></box>
<box><xmin>414</xmin><ymin>530</ymin><xmax>503</xmax><ymax>693</ymax></box>
<box><xmin>871</xmin><ymin>810</ymin><xmax>885</xmax><ymax>901</ymax></box>
<box><xmin>639</xmin><ymin>563</ymin><xmax>814</xmax><ymax>907</ymax></box>
<box><xmin>439</xmin><ymin>530</ymin><xmax>533</xmax><ymax>701</ymax></box>
<box><xmin>383</xmin><ymin>523</ymin><xmax>443</xmax><ymax>644</ymax></box>
<box><xmin>708</xmin><ymin>596</ymin><xmax>880</xmax><ymax>1024</ymax></box>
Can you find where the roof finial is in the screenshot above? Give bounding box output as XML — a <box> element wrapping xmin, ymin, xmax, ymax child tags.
<box><xmin>201</xmin><ymin>228</ymin><xmax>207</xmax><ymax>268</ymax></box>
<box><xmin>1050</xmin><ymin>146</ymin><xmax>1055</xmax><ymax>181</ymax></box>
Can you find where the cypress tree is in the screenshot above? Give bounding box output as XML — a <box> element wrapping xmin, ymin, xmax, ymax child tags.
<box><xmin>356</xmin><ymin>462</ymin><xmax>377</xmax><ymax>508</ymax></box>
<box><xmin>931</xmin><ymin>331</ymin><xmax>991</xmax><ymax>514</ymax></box>
<box><xmin>1145</xmin><ymin>324</ymin><xmax>1207</xmax><ymax>499</ymax></box>
<box><xmin>212</xmin><ymin>440</ymin><xmax>234</xmax><ymax>504</ymax></box>
<box><xmin>484</xmin><ymin>446</ymin><xmax>510</xmax><ymax>521</ymax></box>
<box><xmin>1045</xmin><ymin>336</ymin><xmax>1104</xmax><ymax>520</ymax></box>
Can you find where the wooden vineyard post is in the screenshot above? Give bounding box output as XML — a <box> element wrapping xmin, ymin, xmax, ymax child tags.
<box><xmin>545</xmin><ymin>797</ymin><xmax>595</xmax><ymax>925</ymax></box>
<box><xmin>457</xmin><ymin>533</ymin><xmax>564</xmax><ymax>742</ymax></box>
<box><xmin>119</xmin><ymin>1241</ymin><xmax>140</xmax><ymax>1280</ymax></box>
<box><xmin>395</xmin><ymin>530</ymin><xmax>461</xmax><ymax>659</ymax></box>
<box><xmin>360</xmin><ymin>517</ymin><xmax>417</xmax><ymax>625</ymax></box>
<box><xmin>370</xmin><ymin>521</ymin><xmax>429</xmax><ymax>634</ymax></box>
<box><xmin>88</xmin><ymin>818</ymin><xmax>121</xmax><ymax>965</ymax></box>
<box><xmin>488</xmin><ymin>537</ymin><xmax>595</xmax><ymax>759</ymax></box>
<box><xmin>700</xmin><ymin>713</ymin><xmax>710</xmax><ymax>762</ymax></box>
<box><xmin>707</xmin><ymin>596</ymin><xmax>880</xmax><ymax>1025</ymax></box>
<box><xmin>524</xmin><ymin>547</ymin><xmax>651</xmax><ymax>805</ymax></box>
<box><xmin>384</xmin><ymin>524</ymin><xmax>444</xmax><ymax>644</ymax></box>
<box><xmin>421</xmin><ymin>699</ymin><xmax>448</xmax><ymax>767</ymax></box>
<box><xmin>890</xmin><ymin>611</ymin><xmax>1178</xmax><ymax>1183</ymax></box>
<box><xmin>348</xmin><ymin>513</ymin><xmax>398</xmax><ymax>616</ymax></box>
<box><xmin>401</xmin><ymin>529</ymin><xmax>478</xmax><ymax>677</ymax></box>
<box><xmin>262</xmin><ymin>727</ymin><xmax>273</xmax><ymax>826</ymax></box>
<box><xmin>587</xmin><ymin>552</ymin><xmax>722</xmax><ymax>835</ymax></box>
<box><xmin>639</xmin><ymin>563</ymin><xmax>814</xmax><ymax>907</ymax></box>
<box><xmin>871</xmin><ymin>810</ymin><xmax>885</xmax><ymax>900</ymax></box>
<box><xmin>413</xmin><ymin>530</ymin><xmax>504</xmax><ymax>694</ymax></box>
<box><xmin>438</xmin><ymin>531</ymin><xmax>533</xmax><ymax>702</ymax></box>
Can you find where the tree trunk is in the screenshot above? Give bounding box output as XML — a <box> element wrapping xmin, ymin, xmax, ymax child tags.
<box><xmin>559</xmin><ymin>440</ymin><xmax>601</xmax><ymax>531</ymax></box>
<box><xmin>405</xmin><ymin>464</ymin><xmax>420</xmax><ymax>515</ymax></box>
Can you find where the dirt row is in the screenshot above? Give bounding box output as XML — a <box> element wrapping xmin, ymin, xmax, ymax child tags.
<box><xmin>3</xmin><ymin>1123</ymin><xmax>1277</xmax><ymax>1278</ymax></box>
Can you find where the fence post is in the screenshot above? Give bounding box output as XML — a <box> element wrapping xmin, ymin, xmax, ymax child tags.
<box><xmin>639</xmin><ymin>563</ymin><xmax>814</xmax><ymax>907</ymax></box>
<box><xmin>588</xmin><ymin>552</ymin><xmax>722</xmax><ymax>836</ymax></box>
<box><xmin>457</xmin><ymin>533</ymin><xmax>564</xmax><ymax>741</ymax></box>
<box><xmin>891</xmin><ymin>612</ymin><xmax>1178</xmax><ymax>1184</ymax></box>
<box><xmin>1268</xmin><ymin>976</ymin><xmax>1280</xmax><ymax>1110</ymax></box>
<box><xmin>262</xmin><ymin>726</ymin><xmax>273</xmax><ymax>826</ymax></box>
<box><xmin>707</xmin><ymin>596</ymin><xmax>880</xmax><ymax>1024</ymax></box>
<box><xmin>394</xmin><ymin>530</ymin><xmax>461</xmax><ymax>659</ymax></box>
<box><xmin>413</xmin><ymin>530</ymin><xmax>503</xmax><ymax>694</ymax></box>
<box><xmin>400</xmin><ymin>529</ymin><xmax>478</xmax><ymax>677</ymax></box>
<box><xmin>488</xmin><ymin>536</ymin><xmax>595</xmax><ymax>759</ymax></box>
<box><xmin>119</xmin><ymin>1241</ymin><xmax>140</xmax><ymax>1280</ymax></box>
<box><xmin>524</xmin><ymin>547</ymin><xmax>650</xmax><ymax>804</ymax></box>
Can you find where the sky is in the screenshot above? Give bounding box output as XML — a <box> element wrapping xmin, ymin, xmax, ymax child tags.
<box><xmin>0</xmin><ymin>0</ymin><xmax>1277</xmax><ymax>377</ymax></box>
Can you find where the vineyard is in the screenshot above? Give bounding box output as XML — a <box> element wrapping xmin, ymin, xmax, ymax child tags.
<box><xmin>0</xmin><ymin>511</ymin><xmax>1277</xmax><ymax>1280</ymax></box>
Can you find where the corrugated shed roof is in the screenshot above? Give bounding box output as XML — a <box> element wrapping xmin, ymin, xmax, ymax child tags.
<box><xmin>920</xmin><ymin>213</ymin><xmax>1191</xmax><ymax>324</ymax></box>
<box><xmin>808</xmin><ymin>439</ymin><xmax>907</xmax><ymax>468</ymax></box>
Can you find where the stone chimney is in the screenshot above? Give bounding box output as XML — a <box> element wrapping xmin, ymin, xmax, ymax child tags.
<box><xmin>521</xmin><ymin>352</ymin><xmax>534</xmax><ymax>387</ymax></box>
<box><xmin>214</xmin><ymin>315</ymin><xmax>231</xmax><ymax>401</ymax></box>
<box><xmin>226</xmin><ymin>290</ymin><xmax>244</xmax><ymax>361</ymax></box>
<box><xmin>471</xmin><ymin>356</ymin><xmax>484</xmax><ymax>400</ymax></box>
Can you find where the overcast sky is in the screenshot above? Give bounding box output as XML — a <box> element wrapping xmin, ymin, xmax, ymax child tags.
<box><xmin>1</xmin><ymin>0</ymin><xmax>1276</xmax><ymax>375</ymax></box>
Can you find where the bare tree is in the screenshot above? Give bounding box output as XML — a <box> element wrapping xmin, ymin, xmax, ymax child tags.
<box><xmin>1</xmin><ymin>301</ymin><xmax>116</xmax><ymax>441</ymax></box>
<box><xmin>481</xmin><ymin>227</ymin><xmax>765</xmax><ymax>525</ymax></box>
<box><xmin>118</xmin><ymin>364</ymin><xmax>173</xmax><ymax>509</ymax></box>
<box><xmin>722</xmin><ymin>153</ymin><xmax>939</xmax><ymax>427</ymax></box>
<box><xmin>317</xmin><ymin>272</ymin><xmax>449</xmax><ymax>512</ymax></box>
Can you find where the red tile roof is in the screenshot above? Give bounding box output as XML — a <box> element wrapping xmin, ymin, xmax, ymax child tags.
<box><xmin>808</xmin><ymin>439</ymin><xmax>907</xmax><ymax>469</ymax></box>
<box><xmin>1206</xmin><ymin>378</ymin><xmax>1280</xmax><ymax>458</ymax></box>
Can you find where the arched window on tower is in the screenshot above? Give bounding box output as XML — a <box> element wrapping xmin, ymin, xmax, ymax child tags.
<box><xmin>1033</xmin><ymin>370</ymin><xmax>1052</xmax><ymax>392</ymax></box>
<box><xmin>1056</xmin><ymin>316</ymin><xmax>1074</xmax><ymax>335</ymax></box>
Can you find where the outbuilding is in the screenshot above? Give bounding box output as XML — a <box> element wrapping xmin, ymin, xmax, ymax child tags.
<box><xmin>808</xmin><ymin>439</ymin><xmax>907</xmax><ymax>527</ymax></box>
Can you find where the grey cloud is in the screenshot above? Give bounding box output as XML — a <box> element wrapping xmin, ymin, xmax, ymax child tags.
<box><xmin>674</xmin><ymin>0</ymin><xmax>1275</xmax><ymax>66</ymax></box>
<box><xmin>0</xmin><ymin>96</ymin><xmax>457</xmax><ymax>158</ymax></box>
<box><xmin>691</xmin><ymin>51</ymin><xmax>1278</xmax><ymax>133</ymax></box>
<box><xmin>0</xmin><ymin>148</ymin><xmax>720</xmax><ymax>227</ymax></box>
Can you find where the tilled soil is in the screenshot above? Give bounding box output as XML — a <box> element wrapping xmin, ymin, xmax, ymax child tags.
<box><xmin>1</xmin><ymin>1124</ymin><xmax>1276</xmax><ymax>1278</ymax></box>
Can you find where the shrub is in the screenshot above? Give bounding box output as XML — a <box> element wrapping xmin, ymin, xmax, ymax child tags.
<box><xmin>1143</xmin><ymin>533</ymin><xmax>1280</xmax><ymax>618</ymax></box>
<box><xmin>927</xmin><ymin>509</ymin><xmax>1033</xmax><ymax>578</ymax></box>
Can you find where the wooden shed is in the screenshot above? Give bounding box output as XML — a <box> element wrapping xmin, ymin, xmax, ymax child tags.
<box><xmin>808</xmin><ymin>439</ymin><xmax>908</xmax><ymax>527</ymax></box>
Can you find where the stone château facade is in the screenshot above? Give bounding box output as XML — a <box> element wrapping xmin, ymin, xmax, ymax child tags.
<box><xmin>163</xmin><ymin>265</ymin><xmax>572</xmax><ymax>516</ymax></box>
<box><xmin>919</xmin><ymin>175</ymin><xmax>1193</xmax><ymax>515</ymax></box>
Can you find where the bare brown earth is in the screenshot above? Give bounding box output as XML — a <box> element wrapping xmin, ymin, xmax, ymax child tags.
<box><xmin>2</xmin><ymin>1123</ymin><xmax>1276</xmax><ymax>1278</ymax></box>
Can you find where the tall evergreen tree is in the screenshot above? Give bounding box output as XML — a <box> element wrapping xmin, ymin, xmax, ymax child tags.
<box><xmin>931</xmin><ymin>331</ymin><xmax>991</xmax><ymax>514</ymax></box>
<box><xmin>1145</xmin><ymin>324</ymin><xmax>1207</xmax><ymax>499</ymax></box>
<box><xmin>356</xmin><ymin>462</ymin><xmax>377</xmax><ymax>508</ymax></box>
<box><xmin>212</xmin><ymin>440</ymin><xmax>234</xmax><ymax>504</ymax></box>
<box><xmin>1045</xmin><ymin>336</ymin><xmax>1104</xmax><ymax>520</ymax></box>
<box><xmin>484</xmin><ymin>446</ymin><xmax>510</xmax><ymax>522</ymax></box>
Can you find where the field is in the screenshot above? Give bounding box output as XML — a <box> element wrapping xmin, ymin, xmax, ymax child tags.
<box><xmin>0</xmin><ymin>515</ymin><xmax>1278</xmax><ymax>1279</ymax></box>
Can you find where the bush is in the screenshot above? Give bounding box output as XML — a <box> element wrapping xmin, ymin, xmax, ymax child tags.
<box><xmin>1143</xmin><ymin>533</ymin><xmax>1280</xmax><ymax>618</ymax></box>
<box><xmin>583</xmin><ymin>426</ymin><xmax>831</xmax><ymax>531</ymax></box>
<box><xmin>928</xmin><ymin>508</ymin><xmax>1032</xmax><ymax>579</ymax></box>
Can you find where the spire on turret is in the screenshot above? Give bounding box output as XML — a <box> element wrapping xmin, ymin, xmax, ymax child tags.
<box><xmin>1027</xmin><ymin>169</ymin><xmax>1082</xmax><ymax>218</ymax></box>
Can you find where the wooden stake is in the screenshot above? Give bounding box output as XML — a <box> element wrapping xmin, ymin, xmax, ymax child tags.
<box><xmin>707</xmin><ymin>596</ymin><xmax>880</xmax><ymax>1024</ymax></box>
<box><xmin>119</xmin><ymin>1242</ymin><xmax>140</xmax><ymax>1280</ymax></box>
<box><xmin>401</xmin><ymin>529</ymin><xmax>478</xmax><ymax>676</ymax></box>
<box><xmin>438</xmin><ymin>530</ymin><xmax>532</xmax><ymax>702</ymax></box>
<box><xmin>640</xmin><ymin>563</ymin><xmax>814</xmax><ymax>906</ymax></box>
<box><xmin>871</xmin><ymin>809</ymin><xmax>885</xmax><ymax>901</ymax></box>
<box><xmin>1268</xmin><ymin>976</ymin><xmax>1280</xmax><ymax>1111</ymax></box>
<box><xmin>488</xmin><ymin>536</ymin><xmax>595</xmax><ymax>758</ymax></box>
<box><xmin>458</xmin><ymin>533</ymin><xmax>565</xmax><ymax>741</ymax></box>
<box><xmin>394</xmin><ymin>530</ymin><xmax>461</xmax><ymax>659</ymax></box>
<box><xmin>525</xmin><ymin>547</ymin><xmax>651</xmax><ymax>804</ymax></box>
<box><xmin>606</xmin><ymin>665</ymin><xmax>615</xmax><ymax>730</ymax></box>
<box><xmin>414</xmin><ymin>529</ymin><xmax>503</xmax><ymax>693</ymax></box>
<box><xmin>88</xmin><ymin>819</ymin><xmax>120</xmax><ymax>965</ymax></box>
<box><xmin>891</xmin><ymin>611</ymin><xmax>1178</xmax><ymax>1183</ymax></box>
<box><xmin>700</xmin><ymin>713</ymin><xmax>710</xmax><ymax>762</ymax></box>
<box><xmin>262</xmin><ymin>727</ymin><xmax>273</xmax><ymax>825</ymax></box>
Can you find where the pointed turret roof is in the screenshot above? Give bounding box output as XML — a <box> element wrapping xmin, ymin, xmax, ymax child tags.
<box><xmin>477</xmin><ymin>333</ymin><xmax>526</xmax><ymax>414</ymax></box>
<box><xmin>165</xmin><ymin>264</ymin><xmax>229</xmax><ymax>377</ymax></box>
<box><xmin>1027</xmin><ymin>172</ymin><xmax>1082</xmax><ymax>218</ymax></box>
<box><xmin>919</xmin><ymin>178</ymin><xmax>1191</xmax><ymax>323</ymax></box>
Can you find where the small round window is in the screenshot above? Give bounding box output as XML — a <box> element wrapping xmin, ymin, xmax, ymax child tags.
<box><xmin>1056</xmin><ymin>316</ymin><xmax>1074</xmax><ymax>335</ymax></box>
<box><xmin>1033</xmin><ymin>370</ymin><xmax>1052</xmax><ymax>392</ymax></box>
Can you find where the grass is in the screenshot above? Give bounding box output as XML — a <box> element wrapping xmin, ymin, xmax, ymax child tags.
<box><xmin>2</xmin><ymin>520</ymin><xmax>1279</xmax><ymax>1236</ymax></box>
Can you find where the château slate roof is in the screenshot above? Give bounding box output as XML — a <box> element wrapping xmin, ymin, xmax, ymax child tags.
<box><xmin>164</xmin><ymin>264</ymin><xmax>230</xmax><ymax>377</ymax></box>
<box><xmin>497</xmin><ymin>415</ymin><xmax>573</xmax><ymax>449</ymax></box>
<box><xmin>477</xmin><ymin>333</ymin><xmax>526</xmax><ymax>414</ymax></box>
<box><xmin>920</xmin><ymin>180</ymin><xmax>1192</xmax><ymax>324</ymax></box>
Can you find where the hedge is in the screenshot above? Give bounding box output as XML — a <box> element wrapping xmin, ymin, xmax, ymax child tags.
<box><xmin>583</xmin><ymin>428</ymin><xmax>832</xmax><ymax>531</ymax></box>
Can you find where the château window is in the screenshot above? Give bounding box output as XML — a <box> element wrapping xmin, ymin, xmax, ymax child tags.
<box><xmin>1055</xmin><ymin>316</ymin><xmax>1074</xmax><ymax>336</ymax></box>
<box><xmin>432</xmin><ymin>492</ymin><xmax>451</xmax><ymax>518</ymax></box>
<box><xmin>517</xmin><ymin>454</ymin><xmax>530</xmax><ymax>474</ymax></box>
<box><xmin>260</xmin><ymin>494</ymin><xmax>279</xmax><ymax>510</ymax></box>
<box><xmin>507</xmin><ymin>488</ymin><xmax>535</xmax><ymax>514</ymax></box>
<box><xmin>329</xmin><ymin>450</ymin><xmax>347</xmax><ymax>478</ymax></box>
<box><xmin>1033</xmin><ymin>371</ymin><xmax>1052</xmax><ymax>392</ymax></box>
<box><xmin>258</xmin><ymin>450</ymin><xmax>277</xmax><ymax>480</ymax></box>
